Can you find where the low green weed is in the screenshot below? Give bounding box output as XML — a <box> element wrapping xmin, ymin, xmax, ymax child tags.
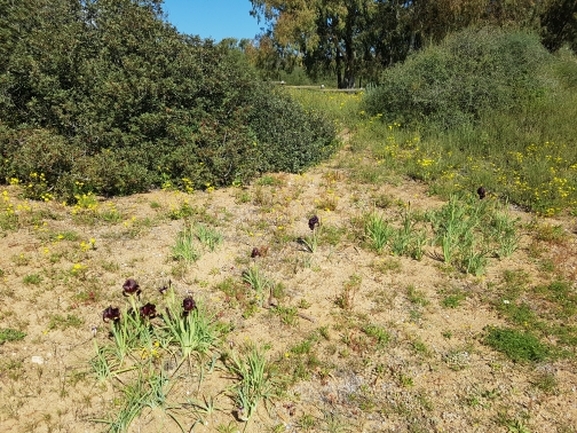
<box><xmin>440</xmin><ymin>287</ymin><xmax>467</xmax><ymax>308</ymax></box>
<box><xmin>484</xmin><ymin>326</ymin><xmax>550</xmax><ymax>363</ymax></box>
<box><xmin>361</xmin><ymin>323</ymin><xmax>390</xmax><ymax>349</ymax></box>
<box><xmin>496</xmin><ymin>413</ymin><xmax>531</xmax><ymax>433</ymax></box>
<box><xmin>257</xmin><ymin>174</ymin><xmax>284</xmax><ymax>187</ymax></box>
<box><xmin>407</xmin><ymin>285</ymin><xmax>429</xmax><ymax>307</ymax></box>
<box><xmin>0</xmin><ymin>328</ymin><xmax>26</xmax><ymax>344</ymax></box>
<box><xmin>273</xmin><ymin>306</ymin><xmax>299</xmax><ymax>326</ymax></box>
<box><xmin>168</xmin><ymin>202</ymin><xmax>198</xmax><ymax>220</ymax></box>
<box><xmin>22</xmin><ymin>273</ymin><xmax>42</xmax><ymax>285</ymax></box>
<box><xmin>443</xmin><ymin>348</ymin><xmax>472</xmax><ymax>371</ymax></box>
<box><xmin>530</xmin><ymin>220</ymin><xmax>567</xmax><ymax>244</ymax></box>
<box><xmin>319</xmin><ymin>224</ymin><xmax>345</xmax><ymax>246</ymax></box>
<box><xmin>282</xmin><ymin>335</ymin><xmax>323</xmax><ymax>382</ymax></box>
<box><xmin>48</xmin><ymin>313</ymin><xmax>84</xmax><ymax>330</ymax></box>
<box><xmin>335</xmin><ymin>274</ymin><xmax>362</xmax><ymax>310</ymax></box>
<box><xmin>532</xmin><ymin>371</ymin><xmax>558</xmax><ymax>394</ymax></box>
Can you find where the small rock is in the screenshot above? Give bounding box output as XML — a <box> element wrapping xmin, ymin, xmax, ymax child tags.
<box><xmin>31</xmin><ymin>355</ymin><xmax>44</xmax><ymax>365</ymax></box>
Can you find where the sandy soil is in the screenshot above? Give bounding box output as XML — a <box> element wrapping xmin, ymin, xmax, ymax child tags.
<box><xmin>1</xmin><ymin>146</ymin><xmax>576</xmax><ymax>433</ymax></box>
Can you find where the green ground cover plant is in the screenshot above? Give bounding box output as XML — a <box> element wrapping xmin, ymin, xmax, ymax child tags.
<box><xmin>484</xmin><ymin>326</ymin><xmax>551</xmax><ymax>363</ymax></box>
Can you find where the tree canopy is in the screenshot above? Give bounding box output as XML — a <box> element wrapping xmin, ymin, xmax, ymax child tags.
<box><xmin>249</xmin><ymin>0</ymin><xmax>577</xmax><ymax>88</ymax></box>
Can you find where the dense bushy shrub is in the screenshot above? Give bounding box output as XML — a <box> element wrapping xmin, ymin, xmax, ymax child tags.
<box><xmin>0</xmin><ymin>0</ymin><xmax>337</xmax><ymax>199</ymax></box>
<box><xmin>247</xmin><ymin>89</ymin><xmax>338</xmax><ymax>173</ymax></box>
<box><xmin>363</xmin><ymin>27</ymin><xmax>553</xmax><ymax>129</ymax></box>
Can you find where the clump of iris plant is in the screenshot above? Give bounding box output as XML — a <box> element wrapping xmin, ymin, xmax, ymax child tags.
<box><xmin>159</xmin><ymin>287</ymin><xmax>216</xmax><ymax>359</ymax></box>
<box><xmin>100</xmin><ymin>280</ymin><xmax>160</xmax><ymax>364</ymax></box>
<box><xmin>98</xmin><ymin>278</ymin><xmax>217</xmax><ymax>366</ymax></box>
<box><xmin>298</xmin><ymin>215</ymin><xmax>321</xmax><ymax>252</ymax></box>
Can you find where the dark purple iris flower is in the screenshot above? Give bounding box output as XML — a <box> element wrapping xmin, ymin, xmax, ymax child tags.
<box><xmin>122</xmin><ymin>278</ymin><xmax>141</xmax><ymax>297</ymax></box>
<box><xmin>102</xmin><ymin>306</ymin><xmax>121</xmax><ymax>323</ymax></box>
<box><xmin>308</xmin><ymin>215</ymin><xmax>320</xmax><ymax>230</ymax></box>
<box><xmin>183</xmin><ymin>296</ymin><xmax>196</xmax><ymax>316</ymax></box>
<box><xmin>477</xmin><ymin>186</ymin><xmax>487</xmax><ymax>200</ymax></box>
<box><xmin>139</xmin><ymin>302</ymin><xmax>157</xmax><ymax>319</ymax></box>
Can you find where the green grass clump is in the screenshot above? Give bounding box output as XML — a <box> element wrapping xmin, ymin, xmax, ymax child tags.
<box><xmin>195</xmin><ymin>224</ymin><xmax>223</xmax><ymax>252</ymax></box>
<box><xmin>426</xmin><ymin>195</ymin><xmax>519</xmax><ymax>274</ymax></box>
<box><xmin>364</xmin><ymin>213</ymin><xmax>393</xmax><ymax>253</ymax></box>
<box><xmin>484</xmin><ymin>326</ymin><xmax>550</xmax><ymax>363</ymax></box>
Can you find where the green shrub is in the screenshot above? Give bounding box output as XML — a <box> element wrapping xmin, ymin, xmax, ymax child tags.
<box><xmin>0</xmin><ymin>0</ymin><xmax>337</xmax><ymax>200</ymax></box>
<box><xmin>360</xmin><ymin>27</ymin><xmax>577</xmax><ymax>214</ymax></box>
<box><xmin>248</xmin><ymin>88</ymin><xmax>337</xmax><ymax>174</ymax></box>
<box><xmin>364</xmin><ymin>27</ymin><xmax>551</xmax><ymax>129</ymax></box>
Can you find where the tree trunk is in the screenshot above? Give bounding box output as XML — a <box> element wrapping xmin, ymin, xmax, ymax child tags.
<box><xmin>342</xmin><ymin>17</ymin><xmax>356</xmax><ymax>88</ymax></box>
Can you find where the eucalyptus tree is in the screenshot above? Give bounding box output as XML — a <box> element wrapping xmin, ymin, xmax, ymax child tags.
<box><xmin>250</xmin><ymin>0</ymin><xmax>412</xmax><ymax>88</ymax></box>
<box><xmin>249</xmin><ymin>0</ymin><xmax>554</xmax><ymax>87</ymax></box>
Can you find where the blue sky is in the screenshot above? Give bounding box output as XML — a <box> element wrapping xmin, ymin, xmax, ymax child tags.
<box><xmin>162</xmin><ymin>0</ymin><xmax>264</xmax><ymax>41</ymax></box>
